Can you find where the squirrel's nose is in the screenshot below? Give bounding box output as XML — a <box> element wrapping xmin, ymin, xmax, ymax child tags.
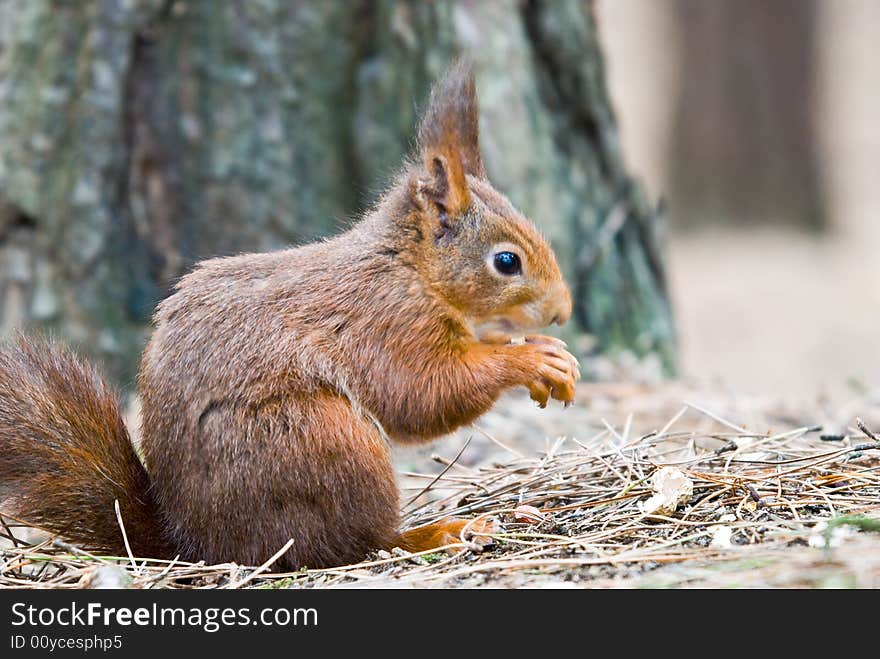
<box><xmin>549</xmin><ymin>284</ymin><xmax>572</xmax><ymax>326</ymax></box>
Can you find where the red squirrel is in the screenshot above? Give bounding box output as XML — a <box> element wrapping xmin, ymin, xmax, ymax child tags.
<box><xmin>0</xmin><ymin>62</ymin><xmax>578</xmax><ymax>570</ymax></box>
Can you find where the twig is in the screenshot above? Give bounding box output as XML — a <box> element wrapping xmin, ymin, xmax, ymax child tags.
<box><xmin>114</xmin><ymin>500</ymin><xmax>140</xmax><ymax>576</ymax></box>
<box><xmin>856</xmin><ymin>418</ymin><xmax>878</xmax><ymax>442</ymax></box>
<box><xmin>223</xmin><ymin>539</ymin><xmax>295</xmax><ymax>589</ymax></box>
<box><xmin>685</xmin><ymin>400</ymin><xmax>749</xmax><ymax>434</ymax></box>
<box><xmin>471</xmin><ymin>422</ymin><xmax>524</xmax><ymax>458</ymax></box>
<box><xmin>403</xmin><ymin>436</ymin><xmax>473</xmax><ymax>509</ymax></box>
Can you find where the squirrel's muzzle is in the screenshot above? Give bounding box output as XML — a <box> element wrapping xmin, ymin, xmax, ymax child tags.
<box><xmin>547</xmin><ymin>282</ymin><xmax>573</xmax><ymax>326</ymax></box>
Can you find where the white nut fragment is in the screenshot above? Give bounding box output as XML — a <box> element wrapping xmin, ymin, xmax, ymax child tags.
<box><xmin>710</xmin><ymin>525</ymin><xmax>734</xmax><ymax>548</ymax></box>
<box><xmin>640</xmin><ymin>467</ymin><xmax>694</xmax><ymax>515</ymax></box>
<box><xmin>509</xmin><ymin>335</ymin><xmax>526</xmax><ymax>346</ymax></box>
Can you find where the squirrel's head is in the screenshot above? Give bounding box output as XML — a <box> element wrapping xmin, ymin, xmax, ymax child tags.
<box><xmin>406</xmin><ymin>61</ymin><xmax>572</xmax><ymax>337</ymax></box>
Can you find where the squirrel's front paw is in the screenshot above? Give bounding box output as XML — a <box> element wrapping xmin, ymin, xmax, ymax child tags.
<box><xmin>514</xmin><ymin>338</ymin><xmax>580</xmax><ymax>408</ymax></box>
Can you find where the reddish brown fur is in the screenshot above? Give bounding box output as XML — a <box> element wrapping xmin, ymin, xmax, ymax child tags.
<box><xmin>396</xmin><ymin>517</ymin><xmax>497</xmax><ymax>553</ymax></box>
<box><xmin>0</xmin><ymin>338</ymin><xmax>171</xmax><ymax>558</ymax></box>
<box><xmin>0</xmin><ymin>62</ymin><xmax>577</xmax><ymax>568</ymax></box>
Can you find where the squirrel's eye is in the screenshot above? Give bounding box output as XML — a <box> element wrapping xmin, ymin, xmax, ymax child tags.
<box><xmin>493</xmin><ymin>251</ymin><xmax>522</xmax><ymax>276</ymax></box>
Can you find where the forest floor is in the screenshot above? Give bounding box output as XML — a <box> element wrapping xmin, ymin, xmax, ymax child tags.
<box><xmin>4</xmin><ymin>379</ymin><xmax>878</xmax><ymax>589</ymax></box>
<box><xmin>381</xmin><ymin>383</ymin><xmax>880</xmax><ymax>588</ymax></box>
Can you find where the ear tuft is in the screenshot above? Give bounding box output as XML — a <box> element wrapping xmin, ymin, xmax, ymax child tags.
<box><xmin>417</xmin><ymin>59</ymin><xmax>485</xmax><ymax>180</ymax></box>
<box><xmin>414</xmin><ymin>59</ymin><xmax>484</xmax><ymax>222</ymax></box>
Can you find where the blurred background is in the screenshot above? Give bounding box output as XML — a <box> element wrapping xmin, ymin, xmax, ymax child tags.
<box><xmin>0</xmin><ymin>0</ymin><xmax>877</xmax><ymax>401</ymax></box>
<box><xmin>600</xmin><ymin>0</ymin><xmax>880</xmax><ymax>400</ymax></box>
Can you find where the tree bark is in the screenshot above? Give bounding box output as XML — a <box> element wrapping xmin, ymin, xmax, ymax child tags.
<box><xmin>0</xmin><ymin>0</ymin><xmax>676</xmax><ymax>384</ymax></box>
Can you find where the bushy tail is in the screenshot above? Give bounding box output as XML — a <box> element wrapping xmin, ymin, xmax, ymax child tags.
<box><xmin>0</xmin><ymin>337</ymin><xmax>170</xmax><ymax>558</ymax></box>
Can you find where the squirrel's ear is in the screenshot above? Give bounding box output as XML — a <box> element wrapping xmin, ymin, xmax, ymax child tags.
<box><xmin>415</xmin><ymin>60</ymin><xmax>485</xmax><ymax>220</ymax></box>
<box><xmin>416</xmin><ymin>152</ymin><xmax>470</xmax><ymax>223</ymax></box>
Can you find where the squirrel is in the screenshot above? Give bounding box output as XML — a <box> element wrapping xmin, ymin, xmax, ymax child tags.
<box><xmin>0</xmin><ymin>61</ymin><xmax>578</xmax><ymax>570</ymax></box>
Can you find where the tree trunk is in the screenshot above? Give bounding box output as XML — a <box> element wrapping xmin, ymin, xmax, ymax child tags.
<box><xmin>0</xmin><ymin>0</ymin><xmax>676</xmax><ymax>384</ymax></box>
<box><xmin>669</xmin><ymin>0</ymin><xmax>827</xmax><ymax>230</ymax></box>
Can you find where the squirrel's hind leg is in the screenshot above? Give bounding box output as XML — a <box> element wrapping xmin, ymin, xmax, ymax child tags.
<box><xmin>394</xmin><ymin>516</ymin><xmax>499</xmax><ymax>554</ymax></box>
<box><xmin>150</xmin><ymin>391</ymin><xmax>400</xmax><ymax>570</ymax></box>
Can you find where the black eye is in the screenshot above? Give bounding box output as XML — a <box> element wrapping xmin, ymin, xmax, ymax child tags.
<box><xmin>493</xmin><ymin>251</ymin><xmax>521</xmax><ymax>276</ymax></box>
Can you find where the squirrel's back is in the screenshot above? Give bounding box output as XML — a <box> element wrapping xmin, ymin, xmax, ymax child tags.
<box><xmin>138</xmin><ymin>232</ymin><xmax>405</xmax><ymax>567</ymax></box>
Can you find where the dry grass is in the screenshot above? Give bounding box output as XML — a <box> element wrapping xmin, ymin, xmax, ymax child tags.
<box><xmin>2</xmin><ymin>391</ymin><xmax>880</xmax><ymax>589</ymax></box>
